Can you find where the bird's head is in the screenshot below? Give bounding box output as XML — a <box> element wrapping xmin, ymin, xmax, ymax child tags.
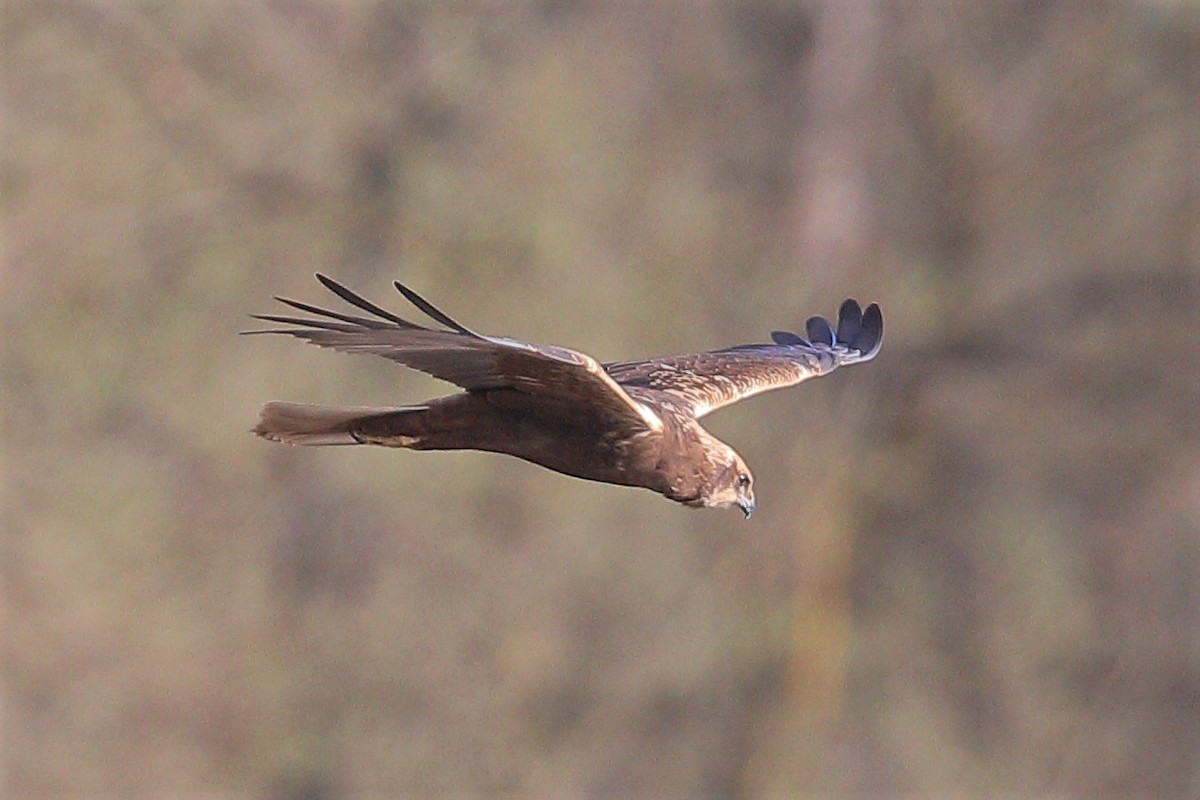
<box><xmin>701</xmin><ymin>442</ymin><xmax>756</xmax><ymax>520</ymax></box>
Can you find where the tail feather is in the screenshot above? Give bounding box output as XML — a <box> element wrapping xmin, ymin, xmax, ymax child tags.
<box><xmin>253</xmin><ymin>401</ymin><xmax>426</xmax><ymax>446</ymax></box>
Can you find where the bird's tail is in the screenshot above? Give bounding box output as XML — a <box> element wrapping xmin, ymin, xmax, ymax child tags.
<box><xmin>253</xmin><ymin>401</ymin><xmax>427</xmax><ymax>446</ymax></box>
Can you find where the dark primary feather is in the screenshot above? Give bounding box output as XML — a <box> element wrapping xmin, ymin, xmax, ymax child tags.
<box><xmin>316</xmin><ymin>273</ymin><xmax>413</xmax><ymax>327</ymax></box>
<box><xmin>770</xmin><ymin>331</ymin><xmax>810</xmax><ymax>347</ymax></box>
<box><xmin>243</xmin><ymin>275</ymin><xmax>663</xmax><ymax>435</ymax></box>
<box><xmin>806</xmin><ymin>315</ymin><xmax>835</xmax><ymax>346</ymax></box>
<box><xmin>392</xmin><ymin>280</ymin><xmax>476</xmax><ymax>335</ymax></box>
<box><xmin>604</xmin><ymin>299</ymin><xmax>883</xmax><ymax>418</ymax></box>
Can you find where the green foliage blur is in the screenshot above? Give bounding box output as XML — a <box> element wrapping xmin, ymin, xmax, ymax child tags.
<box><xmin>5</xmin><ymin>2</ymin><xmax>1198</xmax><ymax>797</ymax></box>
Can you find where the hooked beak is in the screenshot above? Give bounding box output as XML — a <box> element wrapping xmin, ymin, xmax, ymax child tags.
<box><xmin>738</xmin><ymin>498</ymin><xmax>756</xmax><ymax>520</ymax></box>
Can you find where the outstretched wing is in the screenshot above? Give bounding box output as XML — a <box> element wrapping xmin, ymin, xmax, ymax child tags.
<box><xmin>605</xmin><ymin>299</ymin><xmax>882</xmax><ymax>418</ymax></box>
<box><xmin>244</xmin><ymin>274</ymin><xmax>662</xmax><ymax>434</ymax></box>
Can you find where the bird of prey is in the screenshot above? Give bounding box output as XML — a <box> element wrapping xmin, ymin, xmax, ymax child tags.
<box><xmin>247</xmin><ymin>275</ymin><xmax>882</xmax><ymax>518</ymax></box>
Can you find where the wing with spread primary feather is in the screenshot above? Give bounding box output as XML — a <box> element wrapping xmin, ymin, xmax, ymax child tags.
<box><xmin>244</xmin><ymin>275</ymin><xmax>663</xmax><ymax>434</ymax></box>
<box><xmin>605</xmin><ymin>299</ymin><xmax>882</xmax><ymax>418</ymax></box>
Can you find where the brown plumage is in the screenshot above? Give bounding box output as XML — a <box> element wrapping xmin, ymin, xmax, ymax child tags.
<box><xmin>246</xmin><ymin>274</ymin><xmax>883</xmax><ymax>518</ymax></box>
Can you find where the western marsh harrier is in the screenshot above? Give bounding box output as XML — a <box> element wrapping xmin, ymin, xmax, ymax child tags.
<box><xmin>248</xmin><ymin>275</ymin><xmax>883</xmax><ymax>518</ymax></box>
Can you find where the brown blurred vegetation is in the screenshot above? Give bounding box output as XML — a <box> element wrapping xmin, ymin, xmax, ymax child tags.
<box><xmin>4</xmin><ymin>1</ymin><xmax>1199</xmax><ymax>797</ymax></box>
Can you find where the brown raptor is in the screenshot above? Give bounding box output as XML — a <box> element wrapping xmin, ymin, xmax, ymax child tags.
<box><xmin>247</xmin><ymin>275</ymin><xmax>883</xmax><ymax>518</ymax></box>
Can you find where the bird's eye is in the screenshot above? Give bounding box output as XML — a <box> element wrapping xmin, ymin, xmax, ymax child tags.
<box><xmin>737</xmin><ymin>473</ymin><xmax>750</xmax><ymax>488</ymax></box>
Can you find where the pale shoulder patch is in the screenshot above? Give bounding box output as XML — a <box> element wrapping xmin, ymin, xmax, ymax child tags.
<box><xmin>633</xmin><ymin>401</ymin><xmax>663</xmax><ymax>431</ymax></box>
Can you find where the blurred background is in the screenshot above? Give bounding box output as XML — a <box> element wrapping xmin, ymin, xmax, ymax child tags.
<box><xmin>5</xmin><ymin>1</ymin><xmax>1199</xmax><ymax>797</ymax></box>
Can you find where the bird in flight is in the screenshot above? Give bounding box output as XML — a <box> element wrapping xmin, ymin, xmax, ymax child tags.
<box><xmin>247</xmin><ymin>275</ymin><xmax>882</xmax><ymax>518</ymax></box>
